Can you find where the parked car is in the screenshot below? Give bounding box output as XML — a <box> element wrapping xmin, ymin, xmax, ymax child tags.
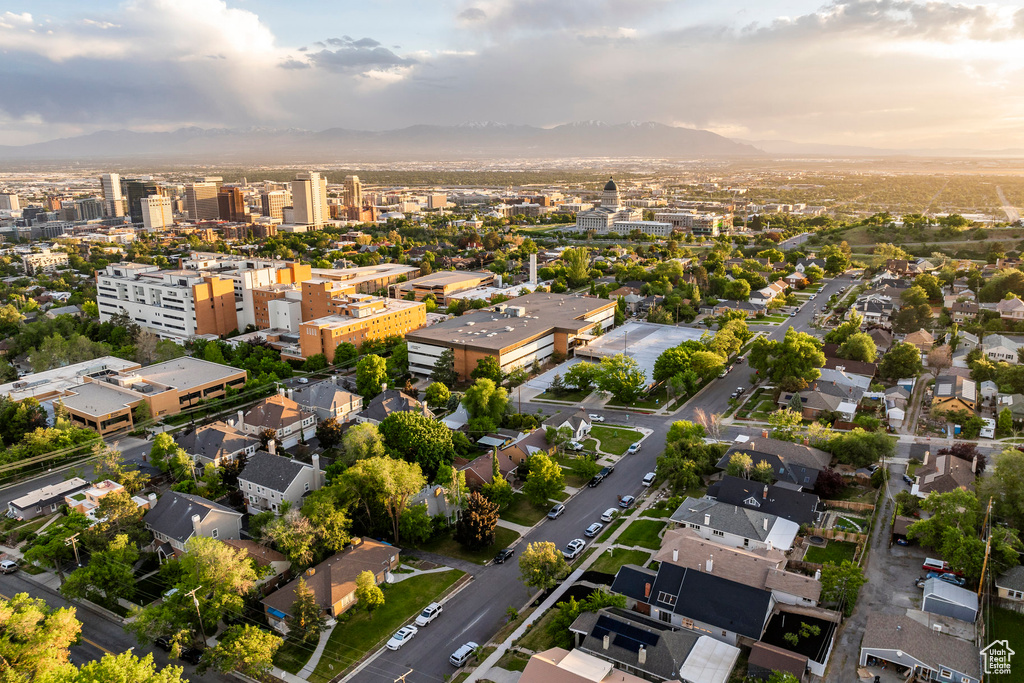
<box><xmin>642</xmin><ymin>472</ymin><xmax>656</xmax><ymax>487</ymax></box>
<box><xmin>415</xmin><ymin>603</ymin><xmax>442</xmax><ymax>626</ymax></box>
<box><xmin>866</xmin><ymin>464</ymin><xmax>880</xmax><ymax>473</ymax></box>
<box><xmin>736</xmin><ymin>386</ymin><xmax>745</xmax><ymax>395</ymax></box>
<box><xmin>599</xmin><ymin>465</ymin><xmax>614</xmax><ymax>478</ymax></box>
<box><xmin>180</xmin><ymin>647</ymin><xmax>204</xmax><ymax>665</ymax></box>
<box><xmin>915</xmin><ymin>577</ymin><xmax>927</xmax><ymax>588</ymax></box>
<box><xmin>627</xmin><ymin>442</ymin><xmax>641</xmax><ymax>454</ymax></box>
<box><xmin>0</xmin><ymin>560</ymin><xmax>18</xmax><ymax>574</ymax></box>
<box><xmin>718</xmin><ymin>369</ymin><xmax>728</xmax><ymax>378</ymax></box>
<box><xmin>619</xmin><ymin>495</ymin><xmax>635</xmax><ymax>508</ymax></box>
<box><xmin>735</xmin><ymin>356</ymin><xmax>745</xmax><ymax>364</ymax></box>
<box><xmin>927</xmin><ymin>572</ymin><xmax>966</xmax><ymax>587</ymax></box>
<box><xmin>923</xmin><ymin>558</ymin><xmax>955</xmax><ymax>574</ymax></box>
<box><xmin>821</xmin><ymin>306</ymin><xmax>828</xmax><ymax>312</ymax></box>
<box><xmin>154</xmin><ymin>636</ymin><xmax>172</xmax><ymax>652</ymax></box>
<box><xmin>585</xmin><ymin>522</ymin><xmax>603</xmax><ymax>537</ymax></box>
<box><xmin>450</xmin><ymin>642</ymin><xmax>479</xmax><ymax>667</ymax></box>
<box><xmin>568</xmin><ymin>441</ymin><xmax>584</xmax><ymax>451</ymax></box>
<box><xmin>494</xmin><ymin>548</ymin><xmax>514</xmax><ymax>564</ymax></box>
<box><xmin>589</xmin><ymin>414</ymin><xmax>605</xmax><ymax>423</ymax></box>
<box><xmin>601</xmin><ymin>508</ymin><xmax>618</xmax><ymax>522</ymax></box>
<box><xmin>548</xmin><ymin>503</ymin><xmax>565</xmax><ymax>519</ymax></box>
<box><xmin>297</xmin><ymin>377</ymin><xmax>309</xmax><ymax>384</ymax></box>
<box><xmin>563</xmin><ymin>539</ymin><xmax>586</xmax><ymax>559</ymax></box>
<box><xmin>588</xmin><ymin>474</ymin><xmax>604</xmax><ymax>488</ymax></box>
<box><xmin>387</xmin><ymin>625</ymin><xmax>419</xmax><ymax>650</ymax></box>
<box><xmin>902</xmin><ymin>474</ymin><xmax>914</xmax><ymax>485</ymax></box>
<box><xmin>790</xmin><ymin>310</ymin><xmax>797</xmax><ymax>317</ymax></box>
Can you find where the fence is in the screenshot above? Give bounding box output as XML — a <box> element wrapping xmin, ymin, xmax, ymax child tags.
<box><xmin>823</xmin><ymin>500</ymin><xmax>876</xmax><ymax>513</ymax></box>
<box><xmin>806</xmin><ymin>527</ymin><xmax>868</xmax><ymax>544</ymax></box>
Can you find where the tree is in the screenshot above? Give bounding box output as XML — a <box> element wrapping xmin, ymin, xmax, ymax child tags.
<box><xmin>315</xmin><ymin>417</ymin><xmax>344</xmax><ymax>450</ymax></box>
<box><xmin>594</xmin><ymin>353</ymin><xmax>647</xmax><ymax>403</ymax></box>
<box><xmin>149</xmin><ymin>432</ymin><xmax>178</xmax><ymax>471</ymax></box>
<box><xmin>398</xmin><ymin>504</ymin><xmax>433</xmax><ymax>545</ymax></box>
<box><xmin>471</xmin><ymin>355</ymin><xmax>503</xmax><ymax>383</ymax></box>
<box><xmin>563</xmin><ymin>362</ymin><xmax>598</xmax><ymax>392</ymax></box>
<box><xmin>41</xmin><ymin>651</ymin><xmax>187</xmax><ymax>683</ymax></box>
<box><xmin>455</xmin><ymin>491</ymin><xmax>500</xmax><ymax>550</ymax></box>
<box><xmin>424</xmin><ymin>382</ymin><xmax>451</xmax><ymax>408</ymax></box>
<box><xmin>544</xmin><ymin>590</ymin><xmax>627</xmax><ymax>648</ymax></box>
<box><xmin>287</xmin><ymin>578</ymin><xmax>327</xmax><ymax>645</ymax></box>
<box><xmin>838</xmin><ymin>332</ymin><xmax>877</xmax><ymax>363</ymax></box>
<box><xmin>379</xmin><ymin>411</ymin><xmax>453</xmax><ymax>480</ymax></box>
<box><xmin>200</xmin><ymin>624</ymin><xmax>281</xmax><ymax>680</ymax></box>
<box><xmin>979</xmin><ymin>447</ymin><xmax>1024</xmax><ymax>530</ymax></box>
<box><xmin>561</xmin><ymin>247</ymin><xmax>591</xmax><ymax>287</ymax></box>
<box><xmin>341</xmin><ymin>457</ymin><xmax>426</xmax><ymax>543</ymax></box>
<box><xmin>819</xmin><ymin>561</ymin><xmax>866</xmax><ymax>616</ymax></box>
<box><xmin>821</xmin><ymin>244</ymin><xmax>850</xmax><ymax>274</ymax></box>
<box><xmin>724</xmin><ymin>279</ymin><xmax>751</xmax><ymax>300</ymax></box>
<box><xmin>767</xmin><ymin>670</ymin><xmax>801</xmax><ymax>683</ymax></box>
<box><xmin>462</xmin><ymin>378</ymin><xmax>509</xmax><ymax>423</ymax></box>
<box><xmin>998</xmin><ymin>408</ymin><xmax>1014</xmax><ymax>438</ymax></box>
<box><xmin>430</xmin><ymin>348</ymin><xmax>457</xmax><ymax>386</ymax></box>
<box><xmin>356</xmin><ymin>354</ymin><xmax>387</xmax><ymax>398</ymax></box>
<box><xmin>878</xmin><ymin>341</ymin><xmax>923</xmax><ymax>380</ymax></box>
<box><xmin>333</xmin><ymin>342</ymin><xmax>358</xmax><ymax>368</ymax></box>
<box><xmin>523</xmin><ymin>454</ymin><xmax>565</xmax><ymax>506</ymax></box>
<box><xmin>828</xmin><ymin>428</ymin><xmax>895</xmax><ymax>468</ymax></box>
<box><xmin>301</xmin><ymin>492</ymin><xmax>352</xmax><ymax>554</ymax></box>
<box><xmin>751</xmin><ymin>460</ymin><xmax>774</xmax><ymax>484</ymax></box>
<box><xmin>386</xmin><ymin>341</ymin><xmax>408</xmax><ymax>377</ymax></box>
<box><xmin>813</xmin><ymin>467</ymin><xmax>846</xmax><ymax>498</ymax></box>
<box><xmin>726</xmin><ymin>453</ymin><xmax>753</xmax><ymax>478</ymax></box>
<box><xmin>823</xmin><ymin>312</ymin><xmax>863</xmax><ymax>345</ymax></box>
<box><xmin>749</xmin><ymin>328</ymin><xmax>824</xmax><ymax>386</ymax></box>
<box><xmin>927</xmin><ymin>345</ymin><xmax>952</xmax><ymax>376</ymax></box>
<box><xmin>340</xmin><ymin>422</ymin><xmax>386</xmax><ymax>463</ymax></box>
<box><xmin>768</xmin><ymin>408</ymin><xmax>803</xmax><ymax>442</ymax></box>
<box><xmin>518</xmin><ymin>541</ymin><xmax>570</xmax><ymax>591</ymax></box>
<box><xmin>61</xmin><ymin>534</ymin><xmax>138</xmax><ymax>608</ymax></box>
<box><xmin>0</xmin><ymin>593</ymin><xmax>81</xmax><ymax>681</ymax></box>
<box><xmin>901</xmin><ymin>285</ymin><xmax>930</xmax><ymax>308</ymax></box>
<box><xmin>355</xmin><ymin>570</ymin><xmax>385</xmax><ymax>615</ymax></box>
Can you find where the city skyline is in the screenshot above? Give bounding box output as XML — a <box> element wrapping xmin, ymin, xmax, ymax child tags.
<box><xmin>1</xmin><ymin>0</ymin><xmax>1024</xmax><ymax>151</ymax></box>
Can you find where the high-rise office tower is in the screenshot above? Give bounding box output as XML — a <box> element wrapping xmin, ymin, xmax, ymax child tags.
<box><xmin>185</xmin><ymin>182</ymin><xmax>220</xmax><ymax>221</ymax></box>
<box><xmin>124</xmin><ymin>179</ymin><xmax>160</xmax><ymax>224</ymax></box>
<box><xmin>141</xmin><ymin>195</ymin><xmax>173</xmax><ymax>230</ymax></box>
<box><xmin>218</xmin><ymin>186</ymin><xmax>247</xmax><ymax>222</ymax></box>
<box><xmin>99</xmin><ymin>173</ymin><xmax>124</xmax><ymax>217</ymax></box>
<box><xmin>292</xmin><ymin>172</ymin><xmax>327</xmax><ymax>227</ymax></box>
<box><xmin>0</xmin><ymin>193</ymin><xmax>19</xmax><ymax>211</ymax></box>
<box><xmin>344</xmin><ymin>175</ymin><xmax>362</xmax><ymax>208</ymax></box>
<box><xmin>261</xmin><ymin>190</ymin><xmax>287</xmax><ymax>220</ymax></box>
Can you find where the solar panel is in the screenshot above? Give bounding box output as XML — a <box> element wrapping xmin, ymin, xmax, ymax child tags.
<box><xmin>593</xmin><ymin>615</ymin><xmax>660</xmax><ymax>654</ymax></box>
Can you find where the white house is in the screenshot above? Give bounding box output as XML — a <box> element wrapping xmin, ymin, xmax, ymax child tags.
<box><xmin>983</xmin><ymin>334</ymin><xmax>1021</xmax><ymax>364</ymax></box>
<box><xmin>238</xmin><ymin>393</ymin><xmax>318</xmax><ymax>449</ymax></box>
<box><xmin>668</xmin><ymin>497</ymin><xmax>799</xmax><ymax>551</ymax></box>
<box><xmin>238</xmin><ymin>450</ymin><xmax>323</xmax><ymax>514</ymax></box>
<box><xmin>542</xmin><ymin>408</ymin><xmax>593</xmax><ymax>442</ymax></box>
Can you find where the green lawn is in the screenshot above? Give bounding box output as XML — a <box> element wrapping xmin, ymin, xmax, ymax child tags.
<box><xmin>516</xmin><ymin>607</ymin><xmax>560</xmax><ymax>652</ymax></box>
<box><xmin>535</xmin><ymin>389</ymin><xmax>593</xmax><ymax>403</ymax></box>
<box><xmin>496</xmin><ymin>650</ymin><xmax>531</xmax><ymax>672</ymax></box>
<box><xmin>273</xmin><ymin>637</ymin><xmax>313</xmax><ymax>674</ymax></box>
<box><xmin>588</xmin><ymin>426</ymin><xmax>644</xmax><ymax>456</ymax></box>
<box><xmin>309</xmin><ymin>570</ymin><xmax>465</xmax><ymax>683</ymax></box>
<box><xmin>501</xmin><ymin>493</ymin><xmax>551</xmax><ymax>527</ymax></box>
<box><xmin>906</xmin><ymin>462</ymin><xmax>919</xmax><ymax>478</ymax></box>
<box><xmin>641</xmin><ymin>506</ymin><xmax>675</xmax><ymax>519</ymax></box>
<box><xmin>990</xmin><ymin>608</ymin><xmax>1024</xmax><ymax>683</ymax></box>
<box><xmin>415</xmin><ymin>526</ymin><xmax>521</xmax><ymax>565</ymax></box>
<box><xmin>589</xmin><ymin>548</ymin><xmax>651</xmax><ymax>575</ymax></box>
<box><xmin>596</xmin><ymin>518</ymin><xmax>624</xmax><ymax>543</ymax></box>
<box><xmin>606</xmin><ymin>387</ymin><xmax>669</xmax><ymax>410</ymax></box>
<box><xmin>804</xmin><ymin>540</ymin><xmax>859</xmax><ymax>565</ymax></box>
<box><xmin>615</xmin><ymin>520</ymin><xmax>667</xmax><ymax>550</ymax></box>
<box><xmin>550</xmin><ymin>489</ymin><xmax>570</xmax><ymax>502</ymax></box>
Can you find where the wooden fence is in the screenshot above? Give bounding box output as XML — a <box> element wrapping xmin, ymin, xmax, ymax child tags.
<box><xmin>806</xmin><ymin>527</ymin><xmax>868</xmax><ymax>544</ymax></box>
<box><xmin>823</xmin><ymin>500</ymin><xmax>875</xmax><ymax>513</ymax></box>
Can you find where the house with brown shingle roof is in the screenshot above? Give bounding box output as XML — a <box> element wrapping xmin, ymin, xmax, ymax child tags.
<box><xmin>262</xmin><ymin>538</ymin><xmax>399</xmax><ymax>628</ymax></box>
<box><xmin>911</xmin><ymin>448</ymin><xmax>976</xmax><ymax>498</ymax></box>
<box><xmin>222</xmin><ymin>539</ymin><xmax>291</xmax><ymax>591</ymax></box>
<box><xmin>238</xmin><ymin>392</ymin><xmax>317</xmax><ymax>448</ymax></box>
<box><xmin>904</xmin><ymin>329</ymin><xmax>935</xmax><ymax>354</ymax></box>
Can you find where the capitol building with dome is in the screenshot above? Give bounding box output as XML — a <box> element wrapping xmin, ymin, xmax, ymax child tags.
<box><xmin>574</xmin><ymin>178</ymin><xmax>643</xmax><ymax>232</ymax></box>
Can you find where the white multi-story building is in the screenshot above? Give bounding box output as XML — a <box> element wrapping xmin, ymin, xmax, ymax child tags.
<box><xmin>292</xmin><ymin>171</ymin><xmax>327</xmax><ymax>227</ymax></box>
<box><xmin>612</xmin><ymin>220</ymin><xmax>673</xmax><ymax>237</ymax></box>
<box><xmin>574</xmin><ymin>178</ymin><xmax>642</xmax><ymax>232</ymax></box>
<box><xmin>654</xmin><ymin>211</ymin><xmax>724</xmax><ymax>237</ymax></box>
<box><xmin>0</xmin><ymin>193</ymin><xmax>20</xmax><ymax>211</ymax></box>
<box><xmin>99</xmin><ymin>173</ymin><xmax>124</xmax><ymax>218</ymax></box>
<box><xmin>141</xmin><ymin>195</ymin><xmax>173</xmax><ymax>231</ymax></box>
<box><xmin>22</xmin><ymin>249</ymin><xmax>70</xmax><ymax>275</ymax></box>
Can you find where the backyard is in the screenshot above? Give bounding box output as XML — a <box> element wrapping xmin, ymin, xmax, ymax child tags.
<box><xmin>614</xmin><ymin>520</ymin><xmax>667</xmax><ymax>550</ymax></box>
<box><xmin>803</xmin><ymin>540</ymin><xmax>859</xmax><ymax>565</ymax></box>
<box><xmin>587</xmin><ymin>426</ymin><xmax>645</xmax><ymax>456</ymax></box>
<box><xmin>415</xmin><ymin>526</ymin><xmax>521</xmax><ymax>565</ymax></box>
<box><xmin>990</xmin><ymin>608</ymin><xmax>1024</xmax><ymax>683</ymax></box>
<box><xmin>308</xmin><ymin>570</ymin><xmax>465</xmax><ymax>683</ymax></box>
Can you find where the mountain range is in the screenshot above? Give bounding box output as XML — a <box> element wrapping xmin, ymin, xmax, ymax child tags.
<box><xmin>0</xmin><ymin>122</ymin><xmax>761</xmax><ymax>162</ymax></box>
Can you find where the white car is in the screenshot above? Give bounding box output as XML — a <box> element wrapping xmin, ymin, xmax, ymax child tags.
<box><xmin>588</xmin><ymin>414</ymin><xmax>605</xmax><ymax>423</ymax></box>
<box><xmin>563</xmin><ymin>538</ymin><xmax>586</xmax><ymax>560</ymax></box>
<box><xmin>642</xmin><ymin>472</ymin><xmax>656</xmax><ymax>487</ymax></box>
<box><xmin>601</xmin><ymin>508</ymin><xmax>618</xmax><ymax>522</ymax></box>
<box><xmin>450</xmin><ymin>642</ymin><xmax>479</xmax><ymax>667</ymax></box>
<box><xmin>415</xmin><ymin>602</ymin><xmax>442</xmax><ymax>626</ymax></box>
<box><xmin>386</xmin><ymin>625</ymin><xmax>418</xmax><ymax>650</ymax></box>
<box><xmin>297</xmin><ymin>377</ymin><xmax>309</xmax><ymax>384</ymax></box>
<box><xmin>627</xmin><ymin>442</ymin><xmax>641</xmax><ymax>454</ymax></box>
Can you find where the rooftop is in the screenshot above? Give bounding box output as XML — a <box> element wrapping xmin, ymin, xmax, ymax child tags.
<box><xmin>861</xmin><ymin>612</ymin><xmax>980</xmax><ymax>679</ymax></box>
<box><xmin>135</xmin><ymin>357</ymin><xmax>246</xmax><ymax>391</ymax></box>
<box><xmin>0</xmin><ymin>356</ymin><xmax>140</xmax><ymax>403</ymax></box>
<box><xmin>59</xmin><ymin>381</ymin><xmax>139</xmax><ymax>417</ymax></box>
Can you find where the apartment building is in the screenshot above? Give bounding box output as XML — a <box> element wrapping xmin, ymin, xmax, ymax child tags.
<box><xmin>654</xmin><ymin>211</ymin><xmax>726</xmax><ymax>237</ymax></box>
<box><xmin>141</xmin><ymin>195</ymin><xmax>173</xmax><ymax>230</ymax></box>
<box><xmin>261</xmin><ymin>190</ymin><xmax>287</xmax><ymax>220</ymax></box>
<box><xmin>396</xmin><ymin>271</ymin><xmax>496</xmax><ymax>305</ymax></box>
<box><xmin>185</xmin><ymin>182</ymin><xmax>220</xmax><ymax>221</ymax></box>
<box><xmin>297</xmin><ymin>294</ymin><xmax>426</xmax><ymax>361</ymax></box>
<box><xmin>406</xmin><ymin>292</ymin><xmax>616</xmax><ymax>380</ymax></box>
<box><xmin>22</xmin><ymin>249</ymin><xmax>70</xmax><ymax>275</ymax></box>
<box><xmin>292</xmin><ymin>171</ymin><xmax>327</xmax><ymax>227</ymax></box>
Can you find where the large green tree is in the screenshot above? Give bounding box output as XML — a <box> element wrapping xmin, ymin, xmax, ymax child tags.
<box><xmin>356</xmin><ymin>354</ymin><xmax>388</xmax><ymax>398</ymax></box>
<box><xmin>0</xmin><ymin>593</ymin><xmax>81</xmax><ymax>682</ymax></box>
<box><xmin>523</xmin><ymin>454</ymin><xmax>565</xmax><ymax>506</ymax></box>
<box><xmin>455</xmin><ymin>491</ymin><xmax>500</xmax><ymax>550</ymax></box>
<box><xmin>838</xmin><ymin>332</ymin><xmax>877</xmax><ymax>363</ymax></box>
<box><xmin>199</xmin><ymin>624</ymin><xmax>281</xmax><ymax>680</ymax></box>
<box><xmin>749</xmin><ymin>328</ymin><xmax>825</xmax><ymax>386</ymax></box>
<box><xmin>355</xmin><ymin>570</ymin><xmax>385</xmax><ymax>615</ymax></box>
<box><xmin>429</xmin><ymin>348</ymin><xmax>458</xmax><ymax>386</ymax></box>
<box><xmin>518</xmin><ymin>541</ymin><xmax>570</xmax><ymax>591</ymax></box>
<box><xmin>819</xmin><ymin>561</ymin><xmax>866</xmax><ymax>616</ymax></box>
<box><xmin>462</xmin><ymin>378</ymin><xmax>509</xmax><ymax>423</ymax></box>
<box><xmin>60</xmin><ymin>534</ymin><xmax>138</xmax><ymax>608</ymax></box>
<box><xmin>341</xmin><ymin>456</ymin><xmax>426</xmax><ymax>543</ymax></box>
<box><xmin>379</xmin><ymin>411</ymin><xmax>454</xmax><ymax>480</ymax></box>
<box><xmin>340</xmin><ymin>422</ymin><xmax>386</xmax><ymax>464</ymax></box>
<box><xmin>40</xmin><ymin>651</ymin><xmax>187</xmax><ymax>683</ymax></box>
<box><xmin>594</xmin><ymin>353</ymin><xmax>647</xmax><ymax>403</ymax></box>
<box><xmin>980</xmin><ymin>447</ymin><xmax>1024</xmax><ymax>530</ymax></box>
<box><xmin>471</xmin><ymin>355</ymin><xmax>503</xmax><ymax>383</ymax></box>
<box><xmin>561</xmin><ymin>247</ymin><xmax>591</xmax><ymax>287</ymax></box>
<box><xmin>878</xmin><ymin>341</ymin><xmax>923</xmax><ymax>380</ymax></box>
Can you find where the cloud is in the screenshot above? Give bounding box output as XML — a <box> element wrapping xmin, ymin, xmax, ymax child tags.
<box><xmin>457</xmin><ymin>7</ymin><xmax>487</xmax><ymax>21</ymax></box>
<box><xmin>279</xmin><ymin>58</ymin><xmax>309</xmax><ymax>69</ymax></box>
<box><xmin>306</xmin><ymin>42</ymin><xmax>417</xmax><ymax>73</ymax></box>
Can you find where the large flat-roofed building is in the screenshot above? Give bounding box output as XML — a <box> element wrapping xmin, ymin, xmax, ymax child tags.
<box><xmin>0</xmin><ymin>357</ymin><xmax>141</xmax><ymax>404</ymax></box>
<box><xmin>310</xmin><ymin>263</ymin><xmax>420</xmax><ymax>294</ymax></box>
<box><xmin>612</xmin><ymin>220</ymin><xmax>673</xmax><ymax>237</ymax></box>
<box><xmin>22</xmin><ymin>249</ymin><xmax>70</xmax><ymax>275</ymax></box>
<box><xmin>406</xmin><ymin>292</ymin><xmax>616</xmax><ymax>380</ymax></box>
<box><xmin>395</xmin><ymin>271</ymin><xmax>496</xmax><ymax>306</ymax></box>
<box><xmin>296</xmin><ymin>295</ymin><xmax>426</xmax><ymax>361</ymax></box>
<box><xmin>654</xmin><ymin>211</ymin><xmax>727</xmax><ymax>237</ymax></box>
<box><xmin>59</xmin><ymin>357</ymin><xmax>246</xmax><ymax>435</ymax></box>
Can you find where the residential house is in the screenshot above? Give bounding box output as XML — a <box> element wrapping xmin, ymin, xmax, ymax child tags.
<box><xmin>175</xmin><ymin>421</ymin><xmax>259</xmax><ymax>467</ymax></box>
<box><xmin>921</xmin><ymin>578</ymin><xmax>978</xmax><ymax>623</ymax></box>
<box><xmin>238</xmin><ymin>451</ymin><xmax>323</xmax><ymax>514</ymax></box>
<box><xmin>409</xmin><ymin>484</ymin><xmax>461</xmax><ymax>526</ymax></box>
<box><xmin>717</xmin><ymin>436</ymin><xmax>833</xmax><ymax>490</ymax></box>
<box><xmin>783</xmin><ymin>271</ymin><xmax>808</xmax><ymax>287</ymax></box>
<box><xmin>610</xmin><ymin>562</ymin><xmax>775</xmax><ymax>646</ymax></box>
<box><xmin>997</xmin><ymin>394</ymin><xmax>1024</xmax><ymax>422</ymax></box>
<box><xmin>749</xmin><ymin>279</ymin><xmax>788</xmax><ymax>307</ymax></box>
<box><xmin>885</xmin><ymin>259</ymin><xmax>924</xmax><ymax>276</ymax></box>
<box><xmin>706</xmin><ymin>301</ymin><xmax>767</xmax><ymax>318</ymax></box>
<box><xmin>950</xmin><ymin>301</ymin><xmax>979</xmax><ymax>324</ymax></box>
<box><xmin>777</xmin><ymin>379</ymin><xmax>861</xmax><ymax>422</ymax></box>
<box><xmin>867</xmin><ymin>328</ymin><xmax>893</xmax><ymax>354</ymax></box>
<box><xmin>747</xmin><ymin>642</ymin><xmax>810</xmax><ymax>683</ymax></box>
<box><xmin>145</xmin><ymin>492</ymin><xmax>243</xmax><ymax>559</ymax></box>
<box><xmin>847</xmin><ymin>299</ymin><xmax>894</xmax><ymax>325</ymax></box>
<box><xmin>356</xmin><ymin>389</ymin><xmax>432</xmax><ymax>425</ymax></box>
<box><xmin>668</xmin><ymin>497</ymin><xmax>799</xmax><ymax>551</ymax></box>
<box><xmin>794</xmin><ymin>258</ymin><xmax>826</xmax><ymax>273</ymax></box>
<box><xmin>262</xmin><ymin>538</ymin><xmax>399</xmax><ymax>629</ymax></box>
<box><xmin>997</xmin><ymin>297</ymin><xmax>1024</xmax><ymax>321</ymax></box>
<box><xmin>705</xmin><ymin>476</ymin><xmax>822</xmax><ymax>527</ymax></box>
<box><xmin>979</xmin><ymin>380</ymin><xmax>998</xmax><ymax>402</ymax></box>
<box><xmin>290</xmin><ymin>377</ymin><xmax>363</xmax><ymax>423</ymax></box>
<box><xmin>222</xmin><ymin>539</ymin><xmax>291</xmax><ymax>591</ymax></box>
<box><xmin>911</xmin><ymin>448</ymin><xmax>977</xmax><ymax>498</ymax></box>
<box><xmin>7</xmin><ymin>478</ymin><xmax>90</xmax><ymax>520</ymax></box>
<box><xmin>931</xmin><ymin>375</ymin><xmax>977</xmax><ymax>414</ymax></box>
<box><xmin>568</xmin><ymin>608</ymin><xmax>741</xmax><ymax>683</ymax></box>
<box><xmin>983</xmin><ymin>334</ymin><xmax>1021</xmax><ymax>364</ymax></box>
<box><xmin>858</xmin><ymin>613</ymin><xmax>980</xmax><ymax>683</ymax></box>
<box><xmin>653</xmin><ymin>528</ymin><xmax>821</xmax><ymax>606</ymax></box>
<box><xmin>904</xmin><ymin>329</ymin><xmax>936</xmax><ymax>354</ymax></box>
<box><xmin>63</xmin><ymin>479</ymin><xmax>150</xmax><ymax>524</ymax></box>
<box><xmin>517</xmin><ymin>647</ymin><xmax>649</xmax><ymax>683</ymax></box>
<box><xmin>460</xmin><ymin>449</ymin><xmax>519</xmax><ymax>489</ymax></box>
<box><xmin>951</xmin><ymin>278</ymin><xmax>972</xmax><ymax>294</ymax></box>
<box><xmin>995</xmin><ymin>565</ymin><xmax>1024</xmax><ymax>603</ymax></box>
<box><xmin>238</xmin><ymin>393</ymin><xmax>318</xmax><ymax>449</ymax></box>
<box><xmin>542</xmin><ymin>408</ymin><xmax>593</xmax><ymax>442</ymax></box>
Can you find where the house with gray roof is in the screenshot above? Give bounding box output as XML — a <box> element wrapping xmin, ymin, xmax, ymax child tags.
<box><xmin>543</xmin><ymin>408</ymin><xmax>593</xmax><ymax>442</ymax></box>
<box><xmin>717</xmin><ymin>436</ymin><xmax>832</xmax><ymax>490</ymax></box>
<box><xmin>238</xmin><ymin>451</ymin><xmax>323</xmax><ymax>514</ymax></box>
<box><xmin>922</xmin><ymin>578</ymin><xmax>978</xmax><ymax>623</ymax></box>
<box><xmin>289</xmin><ymin>378</ymin><xmax>362</xmax><ymax>423</ymax></box>
<box><xmin>859</xmin><ymin>613</ymin><xmax>980</xmax><ymax>683</ymax></box>
<box><xmin>355</xmin><ymin>389</ymin><xmax>432</xmax><ymax>425</ymax></box>
<box><xmin>996</xmin><ymin>565</ymin><xmax>1024</xmax><ymax>603</ymax></box>
<box><xmin>984</xmin><ymin>334</ymin><xmax>1022</xmax><ymax>364</ymax></box>
<box><xmin>669</xmin><ymin>497</ymin><xmax>799</xmax><ymax>551</ymax></box>
<box><xmin>145</xmin><ymin>492</ymin><xmax>243</xmax><ymax>559</ymax></box>
<box><xmin>175</xmin><ymin>421</ymin><xmax>259</xmax><ymax>466</ymax></box>
<box><xmin>238</xmin><ymin>393</ymin><xmax>317</xmax><ymax>449</ymax></box>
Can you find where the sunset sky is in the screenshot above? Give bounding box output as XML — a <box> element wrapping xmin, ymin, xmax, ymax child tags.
<box><xmin>2</xmin><ymin>0</ymin><xmax>1024</xmax><ymax>149</ymax></box>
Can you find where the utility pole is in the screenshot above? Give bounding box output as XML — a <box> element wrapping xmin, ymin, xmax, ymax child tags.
<box><xmin>65</xmin><ymin>532</ymin><xmax>81</xmax><ymax>567</ymax></box>
<box><xmin>185</xmin><ymin>586</ymin><xmax>207</xmax><ymax>646</ymax></box>
<box><xmin>393</xmin><ymin>669</ymin><xmax>413</xmax><ymax>683</ymax></box>
<box><xmin>978</xmin><ymin>497</ymin><xmax>994</xmax><ymax>599</ymax></box>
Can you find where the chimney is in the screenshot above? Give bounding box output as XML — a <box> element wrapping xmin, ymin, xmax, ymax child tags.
<box><xmin>644</xmin><ymin>582</ymin><xmax>651</xmax><ymax>598</ymax></box>
<box><xmin>278</xmin><ymin>386</ymin><xmax>285</xmax><ymax>397</ymax></box>
<box><xmin>814</xmin><ymin>568</ymin><xmax>821</xmax><ymax>581</ymax></box>
<box><xmin>269</xmin><ymin>439</ymin><xmax>276</xmax><ymax>456</ymax></box>
<box><xmin>763</xmin><ymin>517</ymin><xmax>769</xmax><ymax>531</ymax></box>
<box><xmin>603</xmin><ymin>635</ymin><xmax>610</xmax><ymax>650</ymax></box>
<box><xmin>306</xmin><ymin>567</ymin><xmax>315</xmax><ymax>577</ymax></box>
<box><xmin>312</xmin><ymin>454</ymin><xmax>321</xmax><ymax>490</ymax></box>
<box><xmin>763</xmin><ymin>485</ymin><xmax>769</xmax><ymax>499</ymax></box>
<box><xmin>923</xmin><ymin>450</ymin><xmax>930</xmax><ymax>466</ymax></box>
<box><xmin>381</xmin><ymin>383</ymin><xmax>387</xmax><ymax>393</ymax></box>
<box><xmin>237</xmin><ymin>409</ymin><xmax>244</xmax><ymax>428</ymax></box>
<box><xmin>707</xmin><ymin>556</ymin><xmax>714</xmax><ymax>573</ymax></box>
<box><xmin>530</xmin><ymin>253</ymin><xmax>538</xmax><ymax>285</ymax></box>
<box><xmin>761</xmin><ymin>429</ymin><xmax>769</xmax><ymax>438</ymax></box>
<box><xmin>148</xmin><ymin>493</ymin><xmax>157</xmax><ymax>506</ymax></box>
<box><xmin>191</xmin><ymin>513</ymin><xmax>201</xmax><ymax>537</ymax></box>
<box><xmin>638</xmin><ymin>646</ymin><xmax>647</xmax><ymax>665</ymax></box>
<box><xmin>422</xmin><ymin>400</ymin><xmax>428</xmax><ymax>417</ymax></box>
<box><xmin>672</xmin><ymin>548</ymin><xmax>678</xmax><ymax>562</ymax></box>
<box><xmin>287</xmin><ymin>388</ymin><xmax>293</xmax><ymax>400</ymax></box>
<box><xmin>972</xmin><ymin>455</ymin><xmax>978</xmax><ymax>473</ymax></box>
<box><xmin>332</xmin><ymin>375</ymin><xmax>340</xmax><ymax>387</ymax></box>
<box><xmin>704</xmin><ymin>513</ymin><xmax>710</xmax><ymax>525</ymax></box>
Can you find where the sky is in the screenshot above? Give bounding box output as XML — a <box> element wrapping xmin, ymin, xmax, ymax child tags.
<box><xmin>2</xmin><ymin>0</ymin><xmax>1024</xmax><ymax>149</ymax></box>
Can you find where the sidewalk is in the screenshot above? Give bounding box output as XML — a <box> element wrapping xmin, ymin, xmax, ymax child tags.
<box><xmin>297</xmin><ymin>624</ymin><xmax>336</xmax><ymax>679</ymax></box>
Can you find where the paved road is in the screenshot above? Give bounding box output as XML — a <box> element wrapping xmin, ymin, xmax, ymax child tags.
<box><xmin>778</xmin><ymin>232</ymin><xmax>812</xmax><ymax>250</ymax></box>
<box><xmin>0</xmin><ymin>570</ymin><xmax>234</xmax><ymax>681</ymax></box>
<box><xmin>996</xmin><ymin>186</ymin><xmax>1021</xmax><ymax>224</ymax></box>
